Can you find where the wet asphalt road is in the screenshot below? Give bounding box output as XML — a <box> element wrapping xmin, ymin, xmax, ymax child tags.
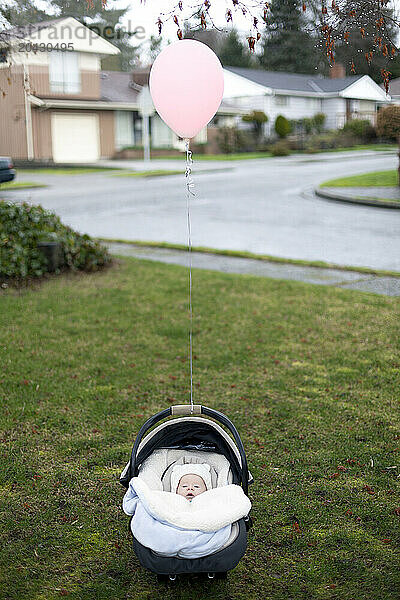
<box><xmin>4</xmin><ymin>150</ymin><xmax>399</xmax><ymax>271</ymax></box>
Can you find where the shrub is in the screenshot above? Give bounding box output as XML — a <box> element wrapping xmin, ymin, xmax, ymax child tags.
<box><xmin>291</xmin><ymin>113</ymin><xmax>327</xmax><ymax>138</ymax></box>
<box><xmin>336</xmin><ymin>131</ymin><xmax>361</xmax><ymax>148</ymax></box>
<box><xmin>312</xmin><ymin>113</ymin><xmax>326</xmax><ymax>134</ymax></box>
<box><xmin>302</xmin><ymin>118</ymin><xmax>314</xmax><ymax>135</ymax></box>
<box><xmin>275</xmin><ymin>115</ymin><xmax>292</xmax><ymax>138</ymax></box>
<box><xmin>191</xmin><ymin>141</ymin><xmax>207</xmax><ymax>155</ymax></box>
<box><xmin>216</xmin><ymin>127</ymin><xmax>254</xmax><ymax>153</ymax></box>
<box><xmin>304</xmin><ymin>130</ymin><xmax>361</xmax><ymax>152</ymax></box>
<box><xmin>0</xmin><ymin>201</ymin><xmax>111</xmax><ymax>279</ymax></box>
<box><xmin>341</xmin><ymin>119</ymin><xmax>377</xmax><ymax>142</ymax></box>
<box><xmin>305</xmin><ymin>132</ymin><xmax>340</xmax><ymax>152</ymax></box>
<box><xmin>242</xmin><ymin>110</ymin><xmax>269</xmax><ymax>143</ymax></box>
<box><xmin>376</xmin><ymin>105</ymin><xmax>400</xmax><ymax>141</ymax></box>
<box><xmin>271</xmin><ymin>140</ymin><xmax>291</xmax><ymax>156</ymax></box>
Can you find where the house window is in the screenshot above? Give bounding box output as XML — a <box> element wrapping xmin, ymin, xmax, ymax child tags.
<box><xmin>274</xmin><ymin>95</ymin><xmax>289</xmax><ymax>106</ymax></box>
<box><xmin>350</xmin><ymin>99</ymin><xmax>359</xmax><ymax>112</ymax></box>
<box><xmin>49</xmin><ymin>51</ymin><xmax>80</xmax><ymax>94</ymax></box>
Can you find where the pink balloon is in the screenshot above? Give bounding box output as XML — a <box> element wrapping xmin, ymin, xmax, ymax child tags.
<box><xmin>149</xmin><ymin>39</ymin><xmax>224</xmax><ymax>139</ymax></box>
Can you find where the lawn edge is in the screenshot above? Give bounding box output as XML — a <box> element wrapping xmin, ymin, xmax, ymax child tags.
<box><xmin>0</xmin><ymin>182</ymin><xmax>48</xmax><ymax>190</ymax></box>
<box><xmin>140</xmin><ymin>146</ymin><xmax>397</xmax><ymax>161</ymax></box>
<box><xmin>315</xmin><ymin>187</ymin><xmax>400</xmax><ymax>209</ymax></box>
<box><xmin>98</xmin><ymin>238</ymin><xmax>400</xmax><ymax>278</ymax></box>
<box><xmin>110</xmin><ymin>169</ymin><xmax>183</xmax><ymax>178</ymax></box>
<box><xmin>110</xmin><ymin>168</ymin><xmax>233</xmax><ymax>178</ymax></box>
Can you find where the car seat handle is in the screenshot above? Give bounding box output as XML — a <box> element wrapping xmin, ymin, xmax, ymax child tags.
<box><xmin>171</xmin><ymin>404</ymin><xmax>202</xmax><ymax>416</ymax></box>
<box><xmin>128</xmin><ymin>405</ymin><xmax>249</xmax><ymax>496</ymax></box>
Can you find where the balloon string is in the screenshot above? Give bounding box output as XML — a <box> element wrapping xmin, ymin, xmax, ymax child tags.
<box><xmin>185</xmin><ymin>138</ymin><xmax>195</xmax><ymax>413</ymax></box>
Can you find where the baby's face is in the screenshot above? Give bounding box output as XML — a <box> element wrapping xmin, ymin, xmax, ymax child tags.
<box><xmin>176</xmin><ymin>474</ymin><xmax>206</xmax><ymax>501</ymax></box>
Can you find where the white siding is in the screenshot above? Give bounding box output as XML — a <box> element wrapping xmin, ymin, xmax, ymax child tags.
<box><xmin>79</xmin><ymin>53</ymin><xmax>100</xmax><ymax>71</ymax></box>
<box><xmin>193</xmin><ymin>127</ymin><xmax>207</xmax><ymax>144</ymax></box>
<box><xmin>223</xmin><ymin>69</ymin><xmax>267</xmax><ymax>99</ymax></box>
<box><xmin>268</xmin><ymin>95</ymin><xmax>323</xmax><ymax>129</ymax></box>
<box><xmin>23</xmin><ymin>17</ymin><xmax>119</xmax><ymax>56</ymax></box>
<box><xmin>342</xmin><ymin>75</ymin><xmax>389</xmax><ymax>102</ymax></box>
<box><xmin>322</xmin><ymin>97</ymin><xmax>347</xmax><ymax>129</ymax></box>
<box><xmin>233</xmin><ymin>95</ymin><xmax>267</xmax><ymax>111</ymax></box>
<box><xmin>359</xmin><ymin>99</ymin><xmax>376</xmax><ymax>111</ymax></box>
<box><xmin>151</xmin><ymin>115</ymin><xmax>174</xmax><ymax>148</ymax></box>
<box><xmin>226</xmin><ymin>93</ymin><xmax>325</xmax><ymax>135</ymax></box>
<box><xmin>22</xmin><ymin>50</ymin><xmax>49</xmax><ymax>66</ymax></box>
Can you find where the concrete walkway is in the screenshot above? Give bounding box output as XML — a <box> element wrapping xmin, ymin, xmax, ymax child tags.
<box><xmin>106</xmin><ymin>243</ymin><xmax>400</xmax><ymax>297</ymax></box>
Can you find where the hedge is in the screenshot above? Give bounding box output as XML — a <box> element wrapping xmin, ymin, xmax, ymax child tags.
<box><xmin>0</xmin><ymin>200</ymin><xmax>111</xmax><ymax>279</ymax></box>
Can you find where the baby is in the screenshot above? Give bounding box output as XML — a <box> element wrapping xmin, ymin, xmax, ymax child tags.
<box><xmin>171</xmin><ymin>463</ymin><xmax>212</xmax><ymax>502</ymax></box>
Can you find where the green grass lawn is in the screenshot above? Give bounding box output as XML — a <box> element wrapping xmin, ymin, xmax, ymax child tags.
<box><xmin>321</xmin><ymin>170</ymin><xmax>398</xmax><ymax>187</ymax></box>
<box><xmin>20</xmin><ymin>167</ymin><xmax>122</xmax><ymax>175</ymax></box>
<box><xmin>162</xmin><ymin>151</ymin><xmax>273</xmax><ymax>161</ymax></box>
<box><xmin>1</xmin><ymin>257</ymin><xmax>399</xmax><ymax>600</ymax></box>
<box><xmin>111</xmin><ymin>169</ymin><xmax>183</xmax><ymax>178</ymax></box>
<box><xmin>0</xmin><ymin>181</ymin><xmax>47</xmax><ymax>190</ymax></box>
<box><xmin>157</xmin><ymin>145</ymin><xmax>397</xmax><ymax>161</ymax></box>
<box><xmin>318</xmin><ymin>144</ymin><xmax>397</xmax><ymax>154</ymax></box>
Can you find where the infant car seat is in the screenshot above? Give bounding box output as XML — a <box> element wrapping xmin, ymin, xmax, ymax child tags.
<box><xmin>120</xmin><ymin>404</ymin><xmax>253</xmax><ymax>580</ymax></box>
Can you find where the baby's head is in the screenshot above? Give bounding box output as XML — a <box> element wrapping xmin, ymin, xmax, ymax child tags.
<box><xmin>176</xmin><ymin>473</ymin><xmax>206</xmax><ymax>501</ymax></box>
<box><xmin>171</xmin><ymin>463</ymin><xmax>211</xmax><ymax>502</ymax></box>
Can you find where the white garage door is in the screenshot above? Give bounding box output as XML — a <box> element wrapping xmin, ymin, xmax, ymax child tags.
<box><xmin>51</xmin><ymin>113</ymin><xmax>100</xmax><ymax>163</ymax></box>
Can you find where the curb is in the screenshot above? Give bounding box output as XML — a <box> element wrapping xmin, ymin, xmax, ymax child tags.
<box><xmin>315</xmin><ymin>187</ymin><xmax>400</xmax><ymax>209</ymax></box>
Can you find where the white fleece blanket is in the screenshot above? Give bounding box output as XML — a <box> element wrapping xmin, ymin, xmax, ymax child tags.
<box><xmin>123</xmin><ymin>477</ymin><xmax>251</xmax><ymax>559</ymax></box>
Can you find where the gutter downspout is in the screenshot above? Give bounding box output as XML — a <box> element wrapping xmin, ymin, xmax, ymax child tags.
<box><xmin>23</xmin><ymin>64</ymin><xmax>34</xmax><ymax>160</ymax></box>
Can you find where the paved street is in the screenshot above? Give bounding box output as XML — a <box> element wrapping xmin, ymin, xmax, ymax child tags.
<box><xmin>4</xmin><ymin>150</ymin><xmax>399</xmax><ymax>271</ymax></box>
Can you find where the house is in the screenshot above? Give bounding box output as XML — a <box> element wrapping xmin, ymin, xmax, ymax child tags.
<box><xmin>0</xmin><ymin>17</ymin><xmax>246</xmax><ymax>163</ymax></box>
<box><xmin>102</xmin><ymin>68</ymin><xmax>247</xmax><ymax>153</ymax></box>
<box><xmin>0</xmin><ymin>17</ymin><xmax>127</xmax><ymax>162</ymax></box>
<box><xmin>222</xmin><ymin>64</ymin><xmax>390</xmax><ymax>134</ymax></box>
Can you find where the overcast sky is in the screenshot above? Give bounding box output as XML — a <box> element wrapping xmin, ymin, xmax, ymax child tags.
<box><xmin>116</xmin><ymin>0</ymin><xmax>254</xmax><ymax>48</ymax></box>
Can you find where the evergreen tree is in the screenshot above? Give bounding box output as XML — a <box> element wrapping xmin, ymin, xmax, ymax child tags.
<box><xmin>183</xmin><ymin>23</ymin><xmax>224</xmax><ymax>55</ymax></box>
<box><xmin>0</xmin><ymin>0</ymin><xmax>48</xmax><ymax>27</ymax></box>
<box><xmin>328</xmin><ymin>0</ymin><xmax>400</xmax><ymax>82</ymax></box>
<box><xmin>259</xmin><ymin>0</ymin><xmax>325</xmax><ymax>74</ymax></box>
<box><xmin>148</xmin><ymin>35</ymin><xmax>163</xmax><ymax>63</ymax></box>
<box><xmin>218</xmin><ymin>29</ymin><xmax>253</xmax><ymax>68</ymax></box>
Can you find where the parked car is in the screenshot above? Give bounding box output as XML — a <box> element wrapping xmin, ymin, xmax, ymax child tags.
<box><xmin>0</xmin><ymin>157</ymin><xmax>16</xmax><ymax>183</ymax></box>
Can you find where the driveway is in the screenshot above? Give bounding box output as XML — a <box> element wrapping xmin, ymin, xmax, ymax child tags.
<box><xmin>3</xmin><ymin>150</ymin><xmax>399</xmax><ymax>271</ymax></box>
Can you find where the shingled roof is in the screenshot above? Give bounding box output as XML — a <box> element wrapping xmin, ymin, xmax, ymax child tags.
<box><xmin>100</xmin><ymin>71</ymin><xmax>139</xmax><ymax>104</ymax></box>
<box><xmin>225</xmin><ymin>67</ymin><xmax>363</xmax><ymax>94</ymax></box>
<box><xmin>5</xmin><ymin>18</ymin><xmax>70</xmax><ymax>38</ymax></box>
<box><xmin>100</xmin><ymin>69</ymin><xmax>247</xmax><ymax>114</ymax></box>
